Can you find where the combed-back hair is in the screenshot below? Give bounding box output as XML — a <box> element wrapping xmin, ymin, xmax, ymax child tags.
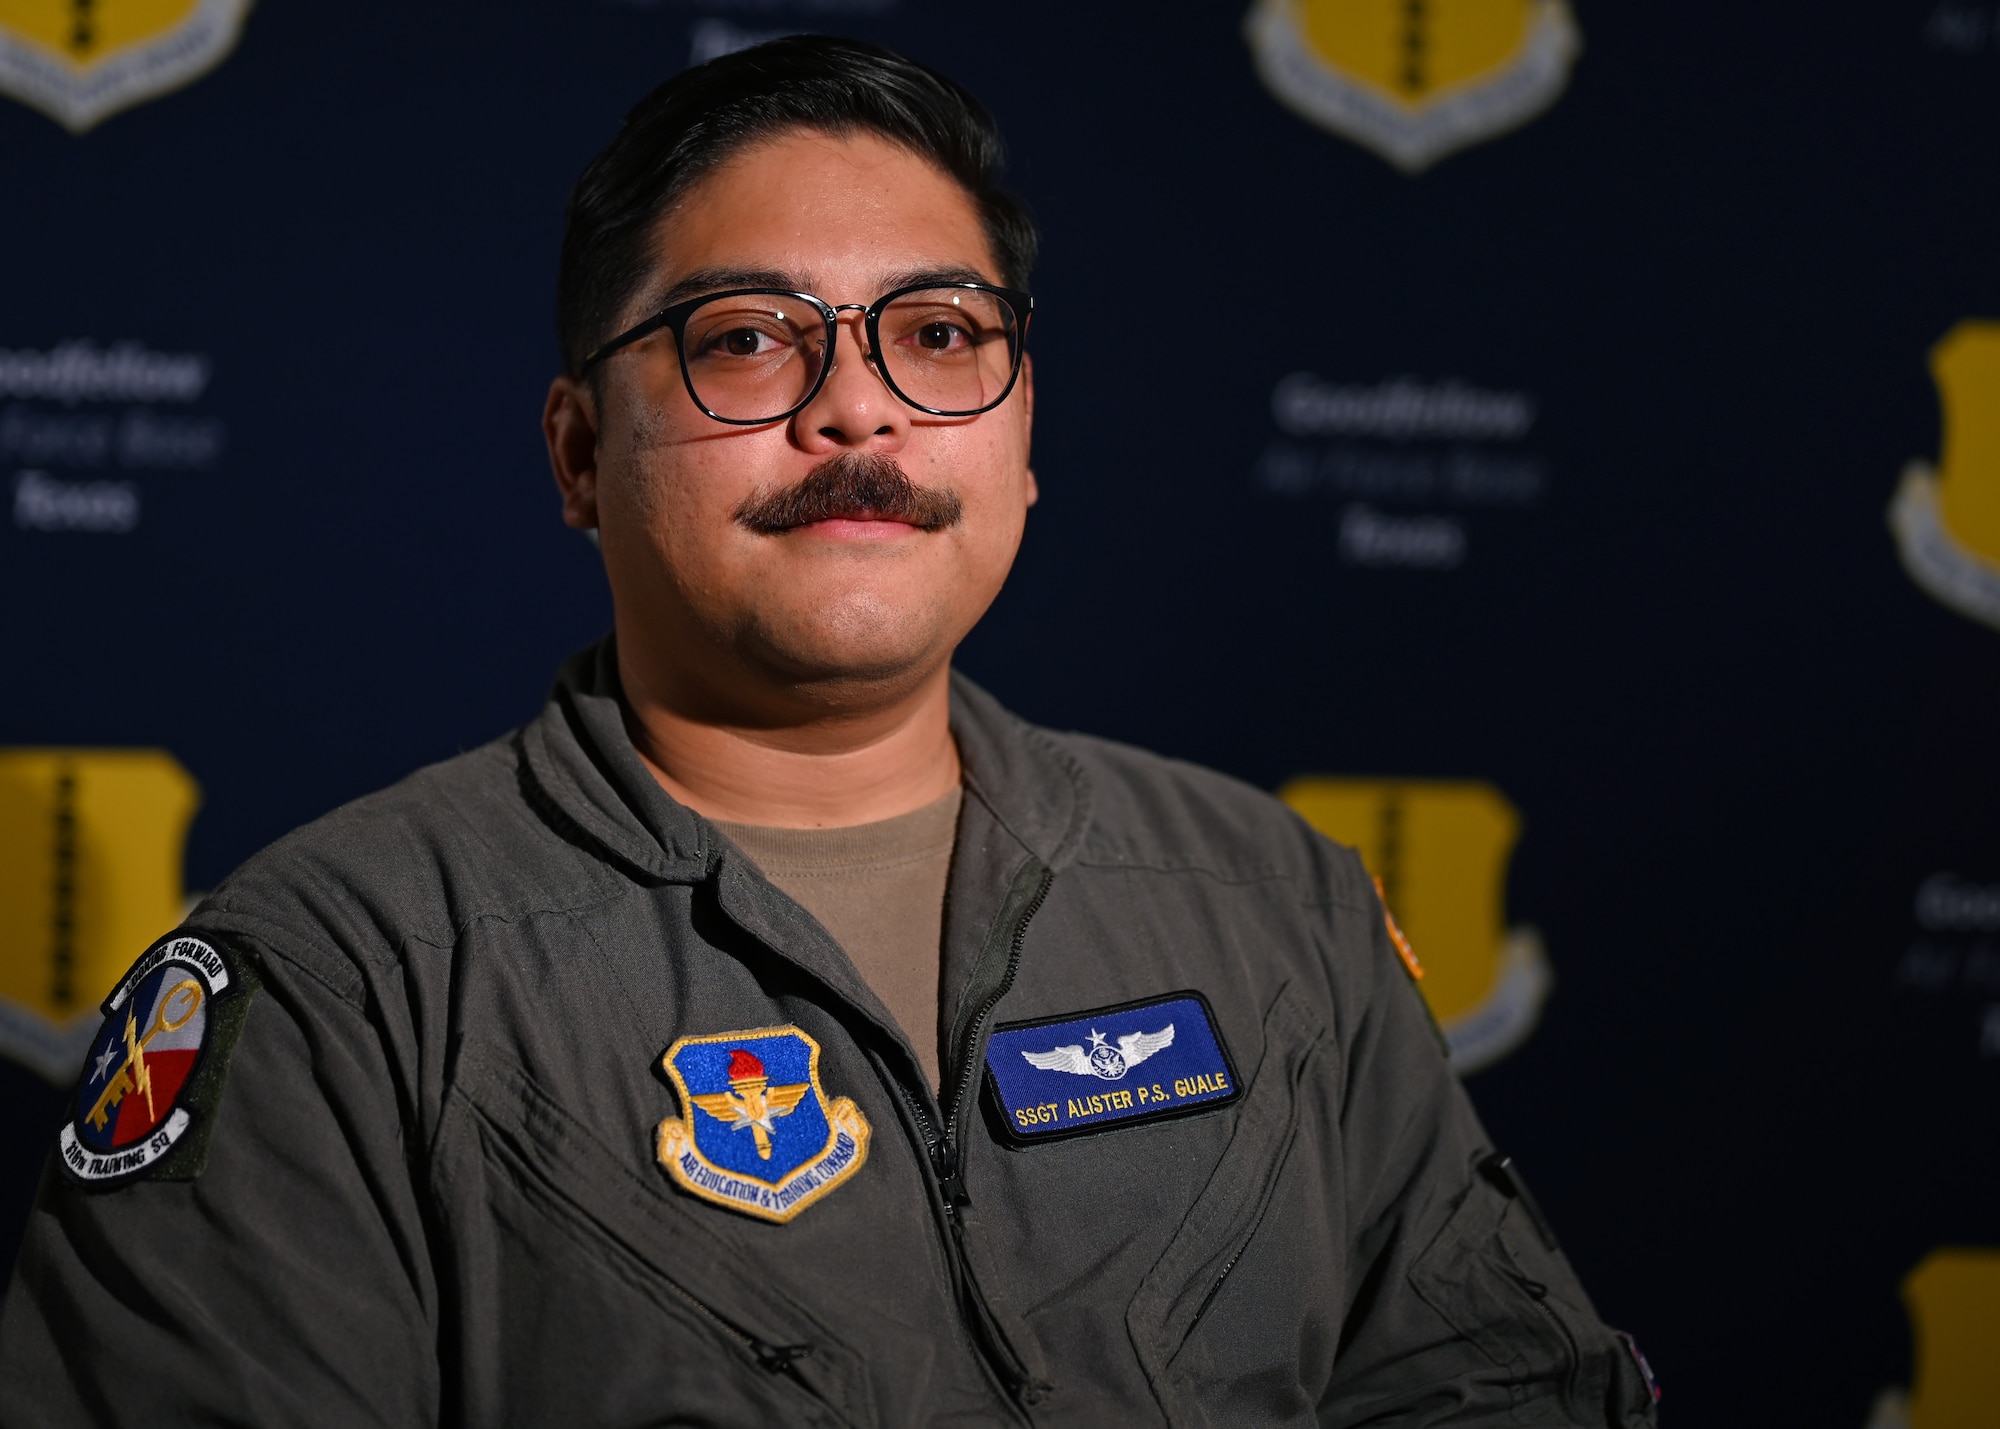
<box><xmin>557</xmin><ymin>36</ymin><xmax>1038</xmax><ymax>377</ymax></box>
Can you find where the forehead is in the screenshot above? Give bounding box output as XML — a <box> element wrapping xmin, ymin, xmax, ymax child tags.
<box><xmin>648</xmin><ymin>128</ymin><xmax>998</xmax><ymax>297</ymax></box>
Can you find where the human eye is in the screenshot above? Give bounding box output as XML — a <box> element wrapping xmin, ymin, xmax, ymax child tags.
<box><xmin>909</xmin><ymin>318</ymin><xmax>972</xmax><ymax>353</ymax></box>
<box><xmin>887</xmin><ymin>307</ymin><xmax>982</xmax><ymax>358</ymax></box>
<box><xmin>683</xmin><ymin>299</ymin><xmax>811</xmax><ymax>364</ymax></box>
<box><xmin>695</xmin><ymin>322</ymin><xmax>788</xmax><ymax>359</ymax></box>
<box><xmin>883</xmin><ymin>289</ymin><xmax>1010</xmax><ymax>361</ymax></box>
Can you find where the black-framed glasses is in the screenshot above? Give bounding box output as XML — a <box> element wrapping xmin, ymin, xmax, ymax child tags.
<box><xmin>580</xmin><ymin>281</ymin><xmax>1033</xmax><ymax>425</ymax></box>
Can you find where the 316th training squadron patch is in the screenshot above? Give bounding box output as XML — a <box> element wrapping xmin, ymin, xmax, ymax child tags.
<box><xmin>657</xmin><ymin>1026</ymin><xmax>870</xmax><ymax>1224</ymax></box>
<box><xmin>59</xmin><ymin>934</ymin><xmax>253</xmax><ymax>1185</ymax></box>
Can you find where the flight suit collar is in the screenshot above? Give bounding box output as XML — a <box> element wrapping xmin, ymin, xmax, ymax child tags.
<box><xmin>517</xmin><ymin>637</ymin><xmax>1095</xmax><ymax>1100</ymax></box>
<box><xmin>517</xmin><ymin>637</ymin><xmax>1094</xmax><ymax>884</ymax></box>
<box><xmin>947</xmin><ymin>668</ymin><xmax>1092</xmax><ymax>876</ymax></box>
<box><xmin>934</xmin><ymin>670</ymin><xmax>1095</xmax><ymax>1077</ymax></box>
<box><xmin>516</xmin><ymin>638</ymin><xmax>711</xmax><ymax>884</ymax></box>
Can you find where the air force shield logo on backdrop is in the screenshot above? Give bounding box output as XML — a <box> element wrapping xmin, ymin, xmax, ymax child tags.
<box><xmin>1864</xmin><ymin>1249</ymin><xmax>2000</xmax><ymax>1429</ymax></box>
<box><xmin>1281</xmin><ymin>778</ymin><xmax>1550</xmax><ymax>1073</ymax></box>
<box><xmin>0</xmin><ymin>750</ymin><xmax>200</xmax><ymax>1084</ymax></box>
<box><xmin>0</xmin><ymin>0</ymin><xmax>253</xmax><ymax>132</ymax></box>
<box><xmin>657</xmin><ymin>1026</ymin><xmax>870</xmax><ymax>1224</ymax></box>
<box><xmin>1244</xmin><ymin>0</ymin><xmax>1580</xmax><ymax>172</ymax></box>
<box><xmin>1889</xmin><ymin>321</ymin><xmax>2000</xmax><ymax>632</ymax></box>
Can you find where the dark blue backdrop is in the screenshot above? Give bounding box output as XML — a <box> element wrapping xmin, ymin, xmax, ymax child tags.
<box><xmin>4</xmin><ymin>3</ymin><xmax>1998</xmax><ymax>1422</ymax></box>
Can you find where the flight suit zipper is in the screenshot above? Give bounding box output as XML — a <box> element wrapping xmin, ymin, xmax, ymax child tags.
<box><xmin>898</xmin><ymin>860</ymin><xmax>1055</xmax><ymax>1409</ymax></box>
<box><xmin>714</xmin><ymin>844</ymin><xmax>1054</xmax><ymax>1413</ymax></box>
<box><xmin>942</xmin><ymin>862</ymin><xmax>1053</xmax><ymax>1161</ymax></box>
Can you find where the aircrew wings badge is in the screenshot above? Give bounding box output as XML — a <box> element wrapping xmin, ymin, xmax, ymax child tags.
<box><xmin>656</xmin><ymin>1026</ymin><xmax>870</xmax><ymax>1224</ymax></box>
<box><xmin>59</xmin><ymin>934</ymin><xmax>250</xmax><ymax>1185</ymax></box>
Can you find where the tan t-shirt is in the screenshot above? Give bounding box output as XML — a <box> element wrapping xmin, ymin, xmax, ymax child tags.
<box><xmin>715</xmin><ymin>786</ymin><xmax>961</xmax><ymax>1089</ymax></box>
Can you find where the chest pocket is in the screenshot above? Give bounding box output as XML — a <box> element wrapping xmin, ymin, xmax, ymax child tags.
<box><xmin>1124</xmin><ymin>984</ymin><xmax>1329</xmax><ymax>1423</ymax></box>
<box><xmin>432</xmin><ymin>1044</ymin><xmax>876</xmax><ymax>1428</ymax></box>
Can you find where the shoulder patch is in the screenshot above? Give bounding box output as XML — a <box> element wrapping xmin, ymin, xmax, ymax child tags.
<box><xmin>1373</xmin><ymin>875</ymin><xmax>1426</xmax><ymax>982</ymax></box>
<box><xmin>1373</xmin><ymin>875</ymin><xmax>1451</xmax><ymax>1058</ymax></box>
<box><xmin>59</xmin><ymin>934</ymin><xmax>257</xmax><ymax>1187</ymax></box>
<box><xmin>656</xmin><ymin>1026</ymin><xmax>870</xmax><ymax>1224</ymax></box>
<box><xmin>984</xmin><ymin>990</ymin><xmax>1241</xmax><ymax>1144</ymax></box>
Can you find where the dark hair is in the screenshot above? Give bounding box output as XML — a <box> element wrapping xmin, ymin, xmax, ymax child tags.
<box><xmin>557</xmin><ymin>36</ymin><xmax>1038</xmax><ymax>377</ymax></box>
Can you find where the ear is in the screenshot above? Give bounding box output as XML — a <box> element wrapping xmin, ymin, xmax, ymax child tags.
<box><xmin>1019</xmin><ymin>353</ymin><xmax>1038</xmax><ymax>508</ymax></box>
<box><xmin>544</xmin><ymin>375</ymin><xmax>601</xmax><ymax>530</ymax></box>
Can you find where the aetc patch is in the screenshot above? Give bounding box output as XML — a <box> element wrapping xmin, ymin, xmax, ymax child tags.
<box><xmin>60</xmin><ymin>935</ymin><xmax>246</xmax><ymax>1185</ymax></box>
<box><xmin>656</xmin><ymin>1026</ymin><xmax>870</xmax><ymax>1224</ymax></box>
<box><xmin>985</xmin><ymin>991</ymin><xmax>1242</xmax><ymax>1144</ymax></box>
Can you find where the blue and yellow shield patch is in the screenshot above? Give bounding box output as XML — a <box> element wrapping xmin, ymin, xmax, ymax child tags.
<box><xmin>656</xmin><ymin>1025</ymin><xmax>869</xmax><ymax>1224</ymax></box>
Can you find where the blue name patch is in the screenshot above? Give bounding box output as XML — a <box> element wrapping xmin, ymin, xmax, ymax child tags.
<box><xmin>984</xmin><ymin>991</ymin><xmax>1241</xmax><ymax>1144</ymax></box>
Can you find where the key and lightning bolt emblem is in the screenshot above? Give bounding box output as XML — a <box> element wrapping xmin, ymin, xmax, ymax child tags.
<box><xmin>82</xmin><ymin>977</ymin><xmax>202</xmax><ymax>1133</ymax></box>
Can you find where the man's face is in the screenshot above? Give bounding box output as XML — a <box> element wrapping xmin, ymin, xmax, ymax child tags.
<box><xmin>556</xmin><ymin>128</ymin><xmax>1036</xmax><ymax>710</ymax></box>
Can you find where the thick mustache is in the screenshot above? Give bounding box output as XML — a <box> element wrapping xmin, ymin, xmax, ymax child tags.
<box><xmin>733</xmin><ymin>453</ymin><xmax>963</xmax><ymax>534</ymax></box>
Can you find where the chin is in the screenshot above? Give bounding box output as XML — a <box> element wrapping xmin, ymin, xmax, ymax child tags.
<box><xmin>747</xmin><ymin>590</ymin><xmax>963</xmax><ymax>690</ymax></box>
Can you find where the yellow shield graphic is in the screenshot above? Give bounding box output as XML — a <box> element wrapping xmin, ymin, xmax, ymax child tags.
<box><xmin>1890</xmin><ymin>321</ymin><xmax>2000</xmax><ymax>632</ymax></box>
<box><xmin>1281</xmin><ymin>777</ymin><xmax>1549</xmax><ymax>1071</ymax></box>
<box><xmin>0</xmin><ymin>749</ymin><xmax>198</xmax><ymax>1080</ymax></box>
<box><xmin>1866</xmin><ymin>1249</ymin><xmax>2000</xmax><ymax>1429</ymax></box>
<box><xmin>1244</xmin><ymin>0</ymin><xmax>1580</xmax><ymax>172</ymax></box>
<box><xmin>0</xmin><ymin>0</ymin><xmax>251</xmax><ymax>132</ymax></box>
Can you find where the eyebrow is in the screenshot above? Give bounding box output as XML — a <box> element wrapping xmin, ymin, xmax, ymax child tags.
<box><xmin>651</xmin><ymin>267</ymin><xmax>800</xmax><ymax>310</ymax></box>
<box><xmin>879</xmin><ymin>265</ymin><xmax>995</xmax><ymax>292</ymax></box>
<box><xmin>646</xmin><ymin>264</ymin><xmax>1003</xmax><ymax>312</ymax></box>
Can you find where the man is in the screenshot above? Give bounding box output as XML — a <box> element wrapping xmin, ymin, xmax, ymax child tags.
<box><xmin>0</xmin><ymin>37</ymin><xmax>1658</xmax><ymax>1427</ymax></box>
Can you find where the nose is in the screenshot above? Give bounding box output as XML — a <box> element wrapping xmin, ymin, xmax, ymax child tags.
<box><xmin>790</xmin><ymin>309</ymin><xmax>910</xmax><ymax>455</ymax></box>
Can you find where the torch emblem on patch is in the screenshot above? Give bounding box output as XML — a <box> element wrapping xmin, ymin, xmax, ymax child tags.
<box><xmin>686</xmin><ymin>1048</ymin><xmax>811</xmax><ymax>1161</ymax></box>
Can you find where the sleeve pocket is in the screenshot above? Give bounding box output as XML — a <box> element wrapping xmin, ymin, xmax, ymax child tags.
<box><xmin>1407</xmin><ymin>1159</ymin><xmax>1666</xmax><ymax>1426</ymax></box>
<box><xmin>1400</xmin><ymin>1160</ymin><xmax>1584</xmax><ymax>1416</ymax></box>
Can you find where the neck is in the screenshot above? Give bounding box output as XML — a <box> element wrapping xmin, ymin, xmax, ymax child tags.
<box><xmin>616</xmin><ymin>646</ymin><xmax>962</xmax><ymax>829</ymax></box>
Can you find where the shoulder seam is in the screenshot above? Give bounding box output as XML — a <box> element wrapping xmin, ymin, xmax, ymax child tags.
<box><xmin>199</xmin><ymin>907</ymin><xmax>369</xmax><ymax>1012</ymax></box>
<box><xmin>1071</xmin><ymin>857</ymin><xmax>1294</xmax><ymax>887</ymax></box>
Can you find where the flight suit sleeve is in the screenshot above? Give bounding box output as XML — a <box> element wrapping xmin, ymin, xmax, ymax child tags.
<box><xmin>0</xmin><ymin>932</ymin><xmax>438</xmax><ymax>1428</ymax></box>
<box><xmin>1314</xmin><ymin>863</ymin><xmax>1658</xmax><ymax>1427</ymax></box>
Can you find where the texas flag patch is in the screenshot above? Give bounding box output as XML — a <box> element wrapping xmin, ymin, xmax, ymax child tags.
<box><xmin>984</xmin><ymin>991</ymin><xmax>1242</xmax><ymax>1144</ymax></box>
<box><xmin>60</xmin><ymin>935</ymin><xmax>245</xmax><ymax>1185</ymax></box>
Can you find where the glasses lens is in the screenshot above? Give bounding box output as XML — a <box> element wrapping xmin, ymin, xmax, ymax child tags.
<box><xmin>875</xmin><ymin>288</ymin><xmax>1020</xmax><ymax>415</ymax></box>
<box><xmin>679</xmin><ymin>294</ymin><xmax>826</xmax><ymax>421</ymax></box>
